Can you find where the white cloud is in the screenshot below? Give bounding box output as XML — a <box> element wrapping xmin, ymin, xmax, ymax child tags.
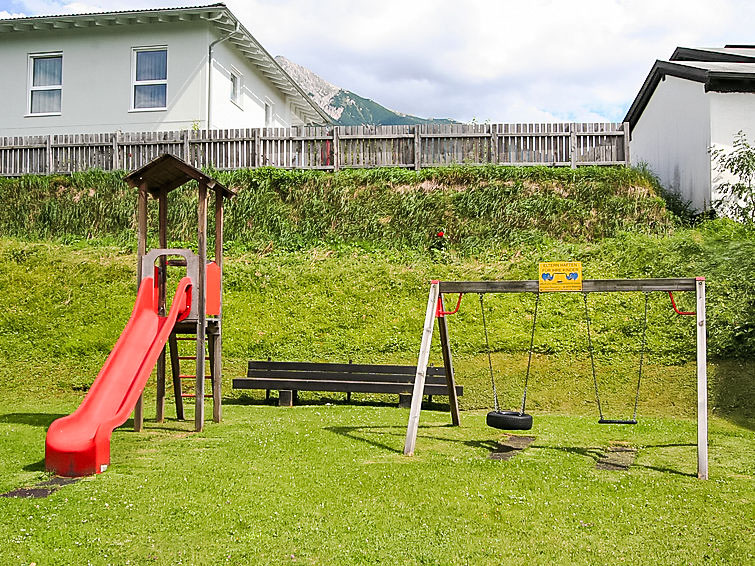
<box><xmin>4</xmin><ymin>0</ymin><xmax>755</xmax><ymax>122</ymax></box>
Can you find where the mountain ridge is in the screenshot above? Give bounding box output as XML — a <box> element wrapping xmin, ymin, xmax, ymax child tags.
<box><xmin>275</xmin><ymin>56</ymin><xmax>457</xmax><ymax>126</ymax></box>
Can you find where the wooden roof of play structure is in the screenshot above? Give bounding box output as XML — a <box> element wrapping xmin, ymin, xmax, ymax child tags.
<box><xmin>124</xmin><ymin>153</ymin><xmax>234</xmax><ymax>199</ymax></box>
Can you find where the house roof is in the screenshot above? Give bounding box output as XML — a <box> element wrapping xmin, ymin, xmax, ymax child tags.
<box><xmin>124</xmin><ymin>153</ymin><xmax>234</xmax><ymax>198</ymax></box>
<box><xmin>624</xmin><ymin>50</ymin><xmax>755</xmax><ymax>131</ymax></box>
<box><xmin>0</xmin><ymin>3</ymin><xmax>332</xmax><ymax>126</ymax></box>
<box><xmin>671</xmin><ymin>46</ymin><xmax>755</xmax><ymax>63</ymax></box>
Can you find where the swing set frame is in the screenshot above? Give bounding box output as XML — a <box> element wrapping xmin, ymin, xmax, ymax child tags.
<box><xmin>404</xmin><ymin>277</ymin><xmax>709</xmax><ymax>480</ymax></box>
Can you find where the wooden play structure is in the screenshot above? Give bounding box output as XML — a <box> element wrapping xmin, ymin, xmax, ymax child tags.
<box><xmin>125</xmin><ymin>154</ymin><xmax>234</xmax><ymax>432</ymax></box>
<box><xmin>45</xmin><ymin>154</ymin><xmax>233</xmax><ymax>475</ymax></box>
<box><xmin>403</xmin><ymin>275</ymin><xmax>709</xmax><ymax>480</ymax></box>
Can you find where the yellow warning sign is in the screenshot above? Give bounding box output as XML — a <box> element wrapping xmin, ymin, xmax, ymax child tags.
<box><xmin>538</xmin><ymin>261</ymin><xmax>583</xmax><ymax>292</ymax></box>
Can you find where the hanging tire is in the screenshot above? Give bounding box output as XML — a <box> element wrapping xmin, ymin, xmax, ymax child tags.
<box><xmin>486</xmin><ymin>410</ymin><xmax>533</xmax><ymax>430</ymax></box>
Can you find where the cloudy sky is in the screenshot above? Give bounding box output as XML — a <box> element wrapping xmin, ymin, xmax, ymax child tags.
<box><xmin>2</xmin><ymin>0</ymin><xmax>754</xmax><ymax>123</ymax></box>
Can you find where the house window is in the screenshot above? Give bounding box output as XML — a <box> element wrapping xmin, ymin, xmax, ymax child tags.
<box><xmin>29</xmin><ymin>53</ymin><xmax>62</xmax><ymax>115</ymax></box>
<box><xmin>264</xmin><ymin>101</ymin><xmax>273</xmax><ymax>127</ymax></box>
<box><xmin>230</xmin><ymin>71</ymin><xmax>243</xmax><ymax>108</ymax></box>
<box><xmin>132</xmin><ymin>47</ymin><xmax>167</xmax><ymax>110</ymax></box>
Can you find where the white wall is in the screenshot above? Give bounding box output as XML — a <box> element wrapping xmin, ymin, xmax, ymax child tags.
<box><xmin>0</xmin><ymin>21</ymin><xmax>310</xmax><ymax>136</ymax></box>
<box><xmin>0</xmin><ymin>22</ymin><xmax>209</xmax><ymax>136</ymax></box>
<box><xmin>208</xmin><ymin>39</ymin><xmax>303</xmax><ymax>129</ymax></box>
<box><xmin>708</xmin><ymin>92</ymin><xmax>755</xmax><ymax>203</ymax></box>
<box><xmin>630</xmin><ymin>75</ymin><xmax>712</xmax><ymax>210</ymax></box>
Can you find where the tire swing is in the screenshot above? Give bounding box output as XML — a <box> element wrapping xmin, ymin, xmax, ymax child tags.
<box><xmin>479</xmin><ymin>292</ymin><xmax>540</xmax><ymax>431</ymax></box>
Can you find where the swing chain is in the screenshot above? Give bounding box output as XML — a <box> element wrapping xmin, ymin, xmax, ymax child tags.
<box><xmin>584</xmin><ymin>292</ymin><xmax>650</xmax><ymax>423</ymax></box>
<box><xmin>479</xmin><ymin>294</ymin><xmax>500</xmax><ymax>412</ymax></box>
<box><xmin>583</xmin><ymin>292</ymin><xmax>604</xmax><ymax>420</ymax></box>
<box><xmin>520</xmin><ymin>292</ymin><xmax>540</xmax><ymax>414</ymax></box>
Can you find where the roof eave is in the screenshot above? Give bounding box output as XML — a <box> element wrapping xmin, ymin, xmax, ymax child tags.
<box><xmin>671</xmin><ymin>46</ymin><xmax>755</xmax><ymax>63</ymax></box>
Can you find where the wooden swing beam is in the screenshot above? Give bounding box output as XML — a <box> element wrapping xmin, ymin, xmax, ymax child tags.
<box><xmin>403</xmin><ymin>277</ymin><xmax>709</xmax><ymax>480</ymax></box>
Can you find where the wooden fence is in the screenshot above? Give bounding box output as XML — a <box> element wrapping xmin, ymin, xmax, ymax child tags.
<box><xmin>0</xmin><ymin>122</ymin><xmax>629</xmax><ymax>176</ymax></box>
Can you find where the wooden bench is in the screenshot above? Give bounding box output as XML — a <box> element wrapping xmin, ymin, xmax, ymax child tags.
<box><xmin>232</xmin><ymin>360</ymin><xmax>463</xmax><ymax>407</ymax></box>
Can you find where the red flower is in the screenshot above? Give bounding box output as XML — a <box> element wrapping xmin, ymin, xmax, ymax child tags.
<box><xmin>436</xmin><ymin>231</ymin><xmax>444</xmax><ymax>237</ymax></box>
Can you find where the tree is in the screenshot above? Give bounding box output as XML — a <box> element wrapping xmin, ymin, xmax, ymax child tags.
<box><xmin>711</xmin><ymin>130</ymin><xmax>755</xmax><ymax>225</ymax></box>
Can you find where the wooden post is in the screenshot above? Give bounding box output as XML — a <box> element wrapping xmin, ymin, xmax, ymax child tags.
<box><xmin>696</xmin><ymin>277</ymin><xmax>708</xmax><ymax>480</ymax></box>
<box><xmin>570</xmin><ymin>124</ymin><xmax>577</xmax><ymax>169</ymax></box>
<box><xmin>195</xmin><ymin>181</ymin><xmax>208</xmax><ymax>432</ymax></box>
<box><xmin>212</xmin><ymin>190</ymin><xmax>223</xmax><ymax>423</ymax></box>
<box><xmin>112</xmin><ymin>132</ymin><xmax>120</xmax><ymax>171</ymax></box>
<box><xmin>155</xmin><ymin>189</ymin><xmax>168</xmax><ymax>423</ymax></box>
<box><xmin>46</xmin><ymin>135</ymin><xmax>53</xmax><ymax>174</ymax></box>
<box><xmin>183</xmin><ymin>130</ymin><xmax>191</xmax><ymax>163</ymax></box>
<box><xmin>622</xmin><ymin>121</ymin><xmax>631</xmax><ymax>166</ymax></box>
<box><xmin>437</xmin><ymin>296</ymin><xmax>460</xmax><ymax>426</ymax></box>
<box><xmin>404</xmin><ymin>282</ymin><xmax>440</xmax><ymax>456</ymax></box>
<box><xmin>253</xmin><ymin>129</ymin><xmax>260</xmax><ymax>168</ymax></box>
<box><xmin>134</xmin><ymin>185</ymin><xmax>148</xmax><ymax>432</ymax></box>
<box><xmin>414</xmin><ymin>126</ymin><xmax>421</xmax><ymax>171</ymax></box>
<box><xmin>491</xmin><ymin>124</ymin><xmax>499</xmax><ymax>164</ymax></box>
<box><xmin>332</xmin><ymin>127</ymin><xmax>340</xmax><ymax>171</ymax></box>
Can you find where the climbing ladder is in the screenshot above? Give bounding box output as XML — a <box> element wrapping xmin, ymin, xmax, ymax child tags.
<box><xmin>167</xmin><ymin>323</ymin><xmax>218</xmax><ymax>420</ymax></box>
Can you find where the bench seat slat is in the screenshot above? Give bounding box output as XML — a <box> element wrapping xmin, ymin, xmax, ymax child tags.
<box><xmin>232</xmin><ymin>378</ymin><xmax>463</xmax><ymax>396</ymax></box>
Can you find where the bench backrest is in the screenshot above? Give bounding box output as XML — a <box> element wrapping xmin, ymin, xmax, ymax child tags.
<box><xmin>247</xmin><ymin>361</ymin><xmax>446</xmax><ymax>383</ymax></box>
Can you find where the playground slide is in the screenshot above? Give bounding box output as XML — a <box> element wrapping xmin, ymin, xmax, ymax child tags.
<box><xmin>45</xmin><ymin>276</ymin><xmax>193</xmax><ymax>477</ymax></box>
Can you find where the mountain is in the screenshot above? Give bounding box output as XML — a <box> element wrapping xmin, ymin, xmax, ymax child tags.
<box><xmin>275</xmin><ymin>56</ymin><xmax>457</xmax><ymax>126</ymax></box>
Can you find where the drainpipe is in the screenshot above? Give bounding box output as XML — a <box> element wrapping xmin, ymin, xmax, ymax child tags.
<box><xmin>207</xmin><ymin>21</ymin><xmax>239</xmax><ymax>130</ymax></box>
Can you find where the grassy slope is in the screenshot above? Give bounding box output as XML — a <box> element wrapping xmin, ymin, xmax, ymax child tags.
<box><xmin>0</xmin><ymin>164</ymin><xmax>753</xmax><ymax>564</ymax></box>
<box><xmin>0</xmin><ymin>238</ymin><xmax>752</xmax><ymax>566</ymax></box>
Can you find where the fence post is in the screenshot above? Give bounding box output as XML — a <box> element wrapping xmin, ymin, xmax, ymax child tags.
<box><xmin>112</xmin><ymin>132</ymin><xmax>119</xmax><ymax>171</ymax></box>
<box><xmin>332</xmin><ymin>127</ymin><xmax>340</xmax><ymax>171</ymax></box>
<box><xmin>491</xmin><ymin>124</ymin><xmax>499</xmax><ymax>164</ymax></box>
<box><xmin>183</xmin><ymin>130</ymin><xmax>191</xmax><ymax>164</ymax></box>
<box><xmin>414</xmin><ymin>126</ymin><xmax>421</xmax><ymax>170</ymax></box>
<box><xmin>570</xmin><ymin>124</ymin><xmax>577</xmax><ymax>169</ymax></box>
<box><xmin>622</xmin><ymin>121</ymin><xmax>631</xmax><ymax>166</ymax></box>
<box><xmin>253</xmin><ymin>129</ymin><xmax>260</xmax><ymax>168</ymax></box>
<box><xmin>46</xmin><ymin>135</ymin><xmax>53</xmax><ymax>174</ymax></box>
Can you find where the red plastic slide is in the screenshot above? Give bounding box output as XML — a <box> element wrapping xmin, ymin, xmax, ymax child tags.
<box><xmin>45</xmin><ymin>276</ymin><xmax>193</xmax><ymax>477</ymax></box>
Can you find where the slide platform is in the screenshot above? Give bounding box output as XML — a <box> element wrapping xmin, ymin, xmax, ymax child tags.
<box><xmin>45</xmin><ymin>276</ymin><xmax>192</xmax><ymax>477</ymax></box>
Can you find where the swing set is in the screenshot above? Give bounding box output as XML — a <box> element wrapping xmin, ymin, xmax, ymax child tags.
<box><xmin>403</xmin><ymin>273</ymin><xmax>709</xmax><ymax>480</ymax></box>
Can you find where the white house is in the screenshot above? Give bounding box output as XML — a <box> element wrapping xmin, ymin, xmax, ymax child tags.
<box><xmin>0</xmin><ymin>3</ymin><xmax>330</xmax><ymax>137</ymax></box>
<box><xmin>625</xmin><ymin>46</ymin><xmax>755</xmax><ymax>211</ymax></box>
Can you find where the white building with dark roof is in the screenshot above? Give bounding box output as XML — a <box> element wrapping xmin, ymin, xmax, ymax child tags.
<box><xmin>0</xmin><ymin>3</ymin><xmax>331</xmax><ymax>136</ymax></box>
<box><xmin>624</xmin><ymin>45</ymin><xmax>755</xmax><ymax>211</ymax></box>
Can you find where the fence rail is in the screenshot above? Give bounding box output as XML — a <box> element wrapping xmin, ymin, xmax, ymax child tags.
<box><xmin>0</xmin><ymin>122</ymin><xmax>629</xmax><ymax>176</ymax></box>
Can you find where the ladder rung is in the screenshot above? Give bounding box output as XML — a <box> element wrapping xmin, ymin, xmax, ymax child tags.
<box><xmin>178</xmin><ymin>356</ymin><xmax>211</xmax><ymax>360</ymax></box>
<box><xmin>178</xmin><ymin>375</ymin><xmax>213</xmax><ymax>380</ymax></box>
<box><xmin>180</xmin><ymin>394</ymin><xmax>214</xmax><ymax>398</ymax></box>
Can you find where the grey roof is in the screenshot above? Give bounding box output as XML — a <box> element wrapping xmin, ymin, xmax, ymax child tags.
<box><xmin>624</xmin><ymin>50</ymin><xmax>755</xmax><ymax>130</ymax></box>
<box><xmin>671</xmin><ymin>46</ymin><xmax>755</xmax><ymax>62</ymax></box>
<box><xmin>0</xmin><ymin>4</ymin><xmax>332</xmax><ymax>126</ymax></box>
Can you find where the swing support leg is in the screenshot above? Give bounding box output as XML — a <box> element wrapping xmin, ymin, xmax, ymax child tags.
<box><xmin>696</xmin><ymin>278</ymin><xmax>708</xmax><ymax>480</ymax></box>
<box><xmin>438</xmin><ymin>296</ymin><xmax>461</xmax><ymax>427</ymax></box>
<box><xmin>404</xmin><ymin>282</ymin><xmax>440</xmax><ymax>456</ymax></box>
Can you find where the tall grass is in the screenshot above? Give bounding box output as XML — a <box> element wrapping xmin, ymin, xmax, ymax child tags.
<box><xmin>0</xmin><ymin>165</ymin><xmax>672</xmax><ymax>249</ymax></box>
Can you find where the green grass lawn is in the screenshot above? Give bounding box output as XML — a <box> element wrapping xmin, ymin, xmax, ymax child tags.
<box><xmin>0</xmin><ymin>236</ymin><xmax>753</xmax><ymax>564</ymax></box>
<box><xmin>0</xmin><ymin>393</ymin><xmax>752</xmax><ymax>565</ymax></box>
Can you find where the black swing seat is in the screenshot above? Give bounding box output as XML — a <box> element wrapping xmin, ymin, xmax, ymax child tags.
<box><xmin>487</xmin><ymin>410</ymin><xmax>533</xmax><ymax>431</ymax></box>
<box><xmin>598</xmin><ymin>418</ymin><xmax>638</xmax><ymax>425</ymax></box>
